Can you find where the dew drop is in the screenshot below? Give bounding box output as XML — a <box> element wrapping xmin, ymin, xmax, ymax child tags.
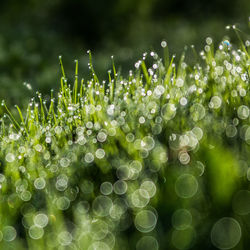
<box><xmin>211</xmin><ymin>217</ymin><xmax>241</xmax><ymax>249</ymax></box>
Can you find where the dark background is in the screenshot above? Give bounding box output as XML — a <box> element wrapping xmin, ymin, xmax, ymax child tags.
<box><xmin>0</xmin><ymin>0</ymin><xmax>249</xmax><ymax>107</ymax></box>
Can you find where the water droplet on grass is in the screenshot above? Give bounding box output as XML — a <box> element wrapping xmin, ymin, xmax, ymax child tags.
<box><xmin>139</xmin><ymin>116</ymin><xmax>146</xmax><ymax>124</ymax></box>
<box><xmin>3</xmin><ymin>226</ymin><xmax>17</xmax><ymax>242</ymax></box>
<box><xmin>211</xmin><ymin>217</ymin><xmax>241</xmax><ymax>249</ymax></box>
<box><xmin>92</xmin><ymin>196</ymin><xmax>113</xmax><ymax>217</ymax></box>
<box><xmin>175</xmin><ymin>174</ymin><xmax>198</xmax><ymax>198</ymax></box>
<box><xmin>34</xmin><ymin>213</ymin><xmax>49</xmax><ymax>228</ymax></box>
<box><xmin>34</xmin><ymin>177</ymin><xmax>46</xmax><ymax>190</ymax></box>
<box><xmin>161</xmin><ymin>104</ymin><xmax>176</xmax><ymax>121</ymax></box>
<box><xmin>178</xmin><ymin>151</ymin><xmax>190</xmax><ymax>165</ymax></box>
<box><xmin>192</xmin><ymin>127</ymin><xmax>203</xmax><ymax>140</ymax></box>
<box><xmin>85</xmin><ymin>152</ymin><xmax>94</xmax><ymax>163</ymax></box>
<box><xmin>131</xmin><ymin>189</ymin><xmax>150</xmax><ymax>208</ymax></box>
<box><xmin>134</xmin><ymin>210</ymin><xmax>157</xmax><ymax>233</ymax></box>
<box><xmin>141</xmin><ymin>136</ymin><xmax>155</xmax><ymax>151</ymax></box>
<box><xmin>161</xmin><ymin>41</ymin><xmax>167</xmax><ymax>48</ymax></box>
<box><xmin>95</xmin><ymin>149</ymin><xmax>105</xmax><ymax>159</ymax></box>
<box><xmin>237</xmin><ymin>105</ymin><xmax>249</xmax><ymax>120</ymax></box>
<box><xmin>20</xmin><ymin>191</ymin><xmax>32</xmax><ymax>201</ymax></box>
<box><xmin>5</xmin><ymin>153</ymin><xmax>15</xmax><ymax>163</ymax></box>
<box><xmin>58</xmin><ymin>231</ymin><xmax>72</xmax><ymax>246</ymax></box>
<box><xmin>190</xmin><ymin>103</ymin><xmax>205</xmax><ymax>121</ymax></box>
<box><xmin>56</xmin><ymin>175</ymin><xmax>68</xmax><ymax>191</ymax></box>
<box><xmin>56</xmin><ymin>197</ymin><xmax>70</xmax><ymax>210</ymax></box>
<box><xmin>126</xmin><ymin>133</ymin><xmax>135</xmax><ymax>142</ymax></box>
<box><xmin>180</xmin><ymin>97</ymin><xmax>187</xmax><ymax>106</ymax></box>
<box><xmin>100</xmin><ymin>182</ymin><xmax>113</xmax><ymax>195</ymax></box>
<box><xmin>206</xmin><ymin>37</ymin><xmax>213</xmax><ymax>45</ymax></box>
<box><xmin>141</xmin><ymin>180</ymin><xmax>156</xmax><ymax>198</ymax></box>
<box><xmin>97</xmin><ymin>131</ymin><xmax>107</xmax><ymax>142</ymax></box>
<box><xmin>172</xmin><ymin>209</ymin><xmax>192</xmax><ymax>230</ymax></box>
<box><xmin>210</xmin><ymin>96</ymin><xmax>222</xmax><ymax>109</ymax></box>
<box><xmin>226</xmin><ymin>125</ymin><xmax>237</xmax><ymax>138</ymax></box>
<box><xmin>113</xmin><ymin>180</ymin><xmax>127</xmax><ymax>195</ymax></box>
<box><xmin>91</xmin><ymin>219</ymin><xmax>109</xmax><ymax>240</ymax></box>
<box><xmin>136</xmin><ymin>236</ymin><xmax>159</xmax><ymax>250</ymax></box>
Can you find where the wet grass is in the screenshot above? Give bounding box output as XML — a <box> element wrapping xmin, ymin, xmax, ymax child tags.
<box><xmin>0</xmin><ymin>25</ymin><xmax>249</xmax><ymax>250</ymax></box>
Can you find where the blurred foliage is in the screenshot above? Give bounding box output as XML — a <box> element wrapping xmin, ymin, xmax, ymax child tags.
<box><xmin>0</xmin><ymin>1</ymin><xmax>250</xmax><ymax>249</ymax></box>
<box><xmin>0</xmin><ymin>33</ymin><xmax>249</xmax><ymax>249</ymax></box>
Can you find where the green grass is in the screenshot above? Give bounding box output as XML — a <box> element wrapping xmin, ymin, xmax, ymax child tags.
<box><xmin>0</xmin><ymin>25</ymin><xmax>250</xmax><ymax>250</ymax></box>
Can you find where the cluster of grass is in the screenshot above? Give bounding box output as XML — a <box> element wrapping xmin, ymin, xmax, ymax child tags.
<box><xmin>1</xmin><ymin>0</ymin><xmax>249</xmax><ymax>108</ymax></box>
<box><xmin>0</xmin><ymin>26</ymin><xmax>249</xmax><ymax>250</ymax></box>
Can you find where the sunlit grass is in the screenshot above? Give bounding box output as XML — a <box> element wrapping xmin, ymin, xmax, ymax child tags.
<box><xmin>0</xmin><ymin>25</ymin><xmax>249</xmax><ymax>250</ymax></box>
